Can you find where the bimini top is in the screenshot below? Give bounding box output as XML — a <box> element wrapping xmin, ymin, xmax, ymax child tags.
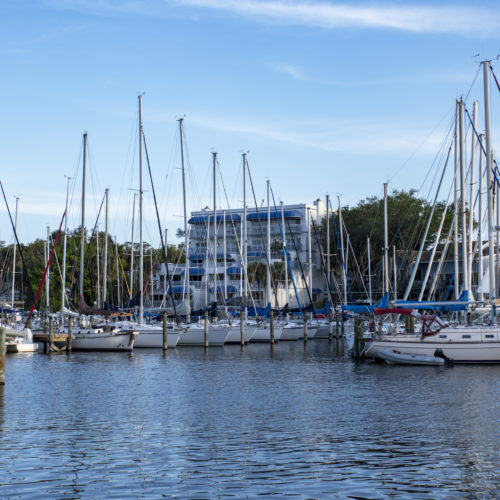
<box><xmin>188</xmin><ymin>213</ymin><xmax>241</xmax><ymax>224</ymax></box>
<box><xmin>246</xmin><ymin>210</ymin><xmax>302</xmax><ymax>221</ymax></box>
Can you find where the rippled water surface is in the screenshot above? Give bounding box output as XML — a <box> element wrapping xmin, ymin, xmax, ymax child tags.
<box><xmin>1</xmin><ymin>340</ymin><xmax>499</xmax><ymax>498</ymax></box>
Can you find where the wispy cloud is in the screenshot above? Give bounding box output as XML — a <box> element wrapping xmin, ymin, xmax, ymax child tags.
<box><xmin>175</xmin><ymin>0</ymin><xmax>499</xmax><ymax>36</ymax></box>
<box><xmin>44</xmin><ymin>0</ymin><xmax>500</xmax><ymax>37</ymax></box>
<box><xmin>179</xmin><ymin>113</ymin><xmax>447</xmax><ymax>156</ymax></box>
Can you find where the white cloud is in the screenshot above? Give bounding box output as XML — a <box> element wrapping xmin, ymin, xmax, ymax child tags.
<box><xmin>175</xmin><ymin>0</ymin><xmax>499</xmax><ymax>36</ymax></box>
<box><xmin>44</xmin><ymin>0</ymin><xmax>500</xmax><ymax>37</ymax></box>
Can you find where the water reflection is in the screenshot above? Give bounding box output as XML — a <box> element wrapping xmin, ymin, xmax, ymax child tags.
<box><xmin>0</xmin><ymin>341</ymin><xmax>498</xmax><ymax>498</ymax></box>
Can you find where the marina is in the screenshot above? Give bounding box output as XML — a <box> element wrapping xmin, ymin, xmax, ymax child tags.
<box><xmin>1</xmin><ymin>340</ymin><xmax>499</xmax><ymax>498</ymax></box>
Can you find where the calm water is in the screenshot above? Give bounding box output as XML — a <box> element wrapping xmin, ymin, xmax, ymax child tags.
<box><xmin>0</xmin><ymin>340</ymin><xmax>498</xmax><ymax>499</ymax></box>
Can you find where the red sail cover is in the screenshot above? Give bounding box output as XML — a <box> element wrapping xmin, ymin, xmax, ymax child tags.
<box><xmin>373</xmin><ymin>308</ymin><xmax>414</xmax><ymax>316</ymax></box>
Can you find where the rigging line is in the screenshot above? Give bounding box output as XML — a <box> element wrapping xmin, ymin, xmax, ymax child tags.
<box><xmin>310</xmin><ymin>218</ymin><xmax>334</xmax><ymax>305</ymax></box>
<box><xmin>118</xmin><ymin>251</ymin><xmax>131</xmax><ymax>298</ymax></box>
<box><xmin>328</xmin><ymin>198</ymin><xmax>354</xmax><ymax>303</ymax></box>
<box><xmin>245</xmin><ymin>164</ymin><xmax>280</xmax><ymax>307</ymax></box>
<box><xmin>464</xmin><ymin>107</ymin><xmax>500</xmax><ymax>188</ymax></box>
<box><xmin>270</xmin><ymin>186</ymin><xmax>303</xmax><ymax>314</ymax></box>
<box><xmin>0</xmin><ymin>181</ymin><xmax>33</xmax><ymax>305</ymax></box>
<box><xmin>26</xmin><ymin>209</ymin><xmax>66</xmax><ymax>326</ymax></box>
<box><xmin>142</xmin><ymin>131</ymin><xmax>179</xmax><ymax>324</ymax></box>
<box><xmin>489</xmin><ymin>65</ymin><xmax>500</xmax><ymax>94</ymax></box>
<box><xmin>218</xmin><ymin>163</ymin><xmax>259</xmax><ymax>315</ymax></box>
<box><xmin>342</xmin><ymin>218</ymin><xmax>370</xmax><ymax>300</ymax></box>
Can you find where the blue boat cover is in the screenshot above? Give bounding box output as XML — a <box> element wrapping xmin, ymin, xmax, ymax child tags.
<box><xmin>342</xmin><ymin>293</ymin><xmax>389</xmax><ymax>313</ymax></box>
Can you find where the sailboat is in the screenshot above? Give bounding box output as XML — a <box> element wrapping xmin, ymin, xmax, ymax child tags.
<box><xmin>69</xmin><ymin>132</ymin><xmax>136</xmax><ymax>351</ymax></box>
<box><xmin>366</xmin><ymin>61</ymin><xmax>500</xmax><ymax>363</ymax></box>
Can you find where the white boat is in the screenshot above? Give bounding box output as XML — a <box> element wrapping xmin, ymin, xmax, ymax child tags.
<box><xmin>71</xmin><ymin>326</ymin><xmax>136</xmax><ymax>351</ymax></box>
<box><xmin>367</xmin><ymin>327</ymin><xmax>500</xmax><ymax>363</ymax></box>
<box><xmin>375</xmin><ymin>348</ymin><xmax>446</xmax><ymax>366</ymax></box>
<box><xmin>177</xmin><ymin>323</ymin><xmax>230</xmax><ymax>346</ymax></box>
<box><xmin>280</xmin><ymin>323</ymin><xmax>302</xmax><ymax>341</ymax></box>
<box><xmin>224</xmin><ymin>324</ymin><xmax>257</xmax><ymax>343</ymax></box>
<box><xmin>114</xmin><ymin>321</ymin><xmax>180</xmax><ymax>348</ymax></box>
<box><xmin>250</xmin><ymin>323</ymin><xmax>283</xmax><ymax>342</ymax></box>
<box><xmin>2</xmin><ymin>325</ymin><xmax>39</xmax><ymax>353</ymax></box>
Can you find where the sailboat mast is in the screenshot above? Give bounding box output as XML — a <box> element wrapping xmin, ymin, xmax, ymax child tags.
<box><xmin>468</xmin><ymin>101</ymin><xmax>478</xmax><ymax>294</ymax></box>
<box><xmin>459</xmin><ymin>99</ymin><xmax>469</xmax><ymax>294</ymax></box>
<box><xmin>46</xmin><ymin>226</ymin><xmax>50</xmax><ymax>310</ymax></box>
<box><xmin>61</xmin><ymin>177</ymin><xmax>70</xmax><ymax>315</ymax></box>
<box><xmin>339</xmin><ymin>196</ymin><xmax>347</xmax><ymax>303</ymax></box>
<box><xmin>213</xmin><ymin>152</ymin><xmax>217</xmax><ymax>307</ymax></box>
<box><xmin>266</xmin><ymin>180</ymin><xmax>271</xmax><ymax>306</ymax></box>
<box><xmin>483</xmin><ymin>60</ymin><xmax>496</xmax><ymax>315</ymax></box>
<box><xmin>453</xmin><ymin>101</ymin><xmax>460</xmax><ymax>299</ymax></box>
<box><xmin>307</xmin><ymin>207</ymin><xmax>313</xmax><ymax>309</ymax></box>
<box><xmin>243</xmin><ymin>153</ymin><xmax>248</xmax><ymax>319</ymax></box>
<box><xmin>138</xmin><ymin>94</ymin><xmax>144</xmax><ymax>325</ymax></box>
<box><xmin>103</xmin><ymin>188</ymin><xmax>109</xmax><ymax>305</ymax></box>
<box><xmin>326</xmin><ymin>194</ymin><xmax>330</xmax><ymax>300</ymax></box>
<box><xmin>178</xmin><ymin>118</ymin><xmax>190</xmax><ymax>321</ymax></box>
<box><xmin>130</xmin><ymin>193</ymin><xmax>136</xmax><ymax>300</ymax></box>
<box><xmin>383</xmin><ymin>183</ymin><xmax>389</xmax><ymax>296</ymax></box>
<box><xmin>79</xmin><ymin>132</ymin><xmax>87</xmax><ymax>304</ymax></box>
<box><xmin>223</xmin><ymin>209</ymin><xmax>227</xmax><ymax>300</ymax></box>
<box><xmin>96</xmin><ymin>228</ymin><xmax>100</xmax><ymax>308</ymax></box>
<box><xmin>11</xmin><ymin>196</ymin><xmax>19</xmax><ymax>309</ymax></box>
<box><xmin>281</xmin><ymin>201</ymin><xmax>288</xmax><ymax>308</ymax></box>
<box><xmin>478</xmin><ymin>134</ymin><xmax>485</xmax><ymax>303</ymax></box>
<box><xmin>367</xmin><ymin>236</ymin><xmax>372</xmax><ymax>304</ymax></box>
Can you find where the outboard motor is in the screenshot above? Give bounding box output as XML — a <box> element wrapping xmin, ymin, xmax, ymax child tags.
<box><xmin>434</xmin><ymin>348</ymin><xmax>453</xmax><ymax>364</ymax></box>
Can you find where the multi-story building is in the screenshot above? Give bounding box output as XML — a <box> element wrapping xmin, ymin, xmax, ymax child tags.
<box><xmin>152</xmin><ymin>199</ymin><xmax>328</xmax><ymax>311</ymax></box>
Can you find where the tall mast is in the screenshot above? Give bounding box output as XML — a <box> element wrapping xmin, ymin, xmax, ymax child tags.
<box><xmin>339</xmin><ymin>196</ymin><xmax>347</xmax><ymax>303</ymax></box>
<box><xmin>483</xmin><ymin>60</ymin><xmax>496</xmax><ymax>316</ymax></box>
<box><xmin>223</xmin><ymin>209</ymin><xmax>227</xmax><ymax>300</ymax></box>
<box><xmin>115</xmin><ymin>237</ymin><xmax>121</xmax><ymax>307</ymax></box>
<box><xmin>79</xmin><ymin>132</ymin><xmax>87</xmax><ymax>305</ymax></box>
<box><xmin>453</xmin><ymin>102</ymin><xmax>460</xmax><ymax>299</ymax></box>
<box><xmin>243</xmin><ymin>153</ymin><xmax>248</xmax><ymax>319</ymax></box>
<box><xmin>478</xmin><ymin>134</ymin><xmax>485</xmax><ymax>302</ymax></box>
<box><xmin>392</xmin><ymin>245</ymin><xmax>397</xmax><ymax>301</ymax></box>
<box><xmin>383</xmin><ymin>183</ymin><xmax>389</xmax><ymax>296</ymax></box>
<box><xmin>367</xmin><ymin>236</ymin><xmax>372</xmax><ymax>304</ymax></box>
<box><xmin>213</xmin><ymin>152</ymin><xmax>217</xmax><ymax>306</ymax></box>
<box><xmin>129</xmin><ymin>193</ymin><xmax>136</xmax><ymax>300</ymax></box>
<box><xmin>11</xmin><ymin>196</ymin><xmax>19</xmax><ymax>309</ymax></box>
<box><xmin>459</xmin><ymin>98</ymin><xmax>469</xmax><ymax>294</ymax></box>
<box><xmin>281</xmin><ymin>201</ymin><xmax>288</xmax><ymax>308</ymax></box>
<box><xmin>266</xmin><ymin>179</ymin><xmax>271</xmax><ymax>306</ymax></box>
<box><xmin>138</xmin><ymin>94</ymin><xmax>144</xmax><ymax>325</ymax></box>
<box><xmin>326</xmin><ymin>194</ymin><xmax>330</xmax><ymax>300</ymax></box>
<box><xmin>96</xmin><ymin>226</ymin><xmax>100</xmax><ymax>308</ymax></box>
<box><xmin>178</xmin><ymin>118</ymin><xmax>190</xmax><ymax>322</ymax></box>
<box><xmin>468</xmin><ymin>101</ymin><xmax>478</xmax><ymax>295</ymax></box>
<box><xmin>46</xmin><ymin>226</ymin><xmax>50</xmax><ymax>310</ymax></box>
<box><xmin>307</xmin><ymin>207</ymin><xmax>313</xmax><ymax>308</ymax></box>
<box><xmin>61</xmin><ymin>177</ymin><xmax>70</xmax><ymax>316</ymax></box>
<box><xmin>103</xmin><ymin>188</ymin><xmax>109</xmax><ymax>305</ymax></box>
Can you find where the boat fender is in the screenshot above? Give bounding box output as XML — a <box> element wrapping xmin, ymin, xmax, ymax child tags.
<box><xmin>434</xmin><ymin>348</ymin><xmax>453</xmax><ymax>365</ymax></box>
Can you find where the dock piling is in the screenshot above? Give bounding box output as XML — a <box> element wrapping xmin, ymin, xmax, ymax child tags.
<box><xmin>163</xmin><ymin>312</ymin><xmax>168</xmax><ymax>351</ymax></box>
<box><xmin>204</xmin><ymin>310</ymin><xmax>209</xmax><ymax>348</ymax></box>
<box><xmin>303</xmin><ymin>316</ymin><xmax>308</xmax><ymax>342</ymax></box>
<box><xmin>67</xmin><ymin>317</ymin><xmax>72</xmax><ymax>352</ymax></box>
<box><xmin>270</xmin><ymin>310</ymin><xmax>275</xmax><ymax>344</ymax></box>
<box><xmin>0</xmin><ymin>327</ymin><xmax>5</xmax><ymax>385</ymax></box>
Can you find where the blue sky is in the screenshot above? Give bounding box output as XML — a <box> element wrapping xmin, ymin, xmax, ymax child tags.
<box><xmin>1</xmin><ymin>0</ymin><xmax>500</xmax><ymax>245</ymax></box>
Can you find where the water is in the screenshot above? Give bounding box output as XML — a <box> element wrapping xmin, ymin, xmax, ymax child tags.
<box><xmin>1</xmin><ymin>341</ymin><xmax>498</xmax><ymax>499</ymax></box>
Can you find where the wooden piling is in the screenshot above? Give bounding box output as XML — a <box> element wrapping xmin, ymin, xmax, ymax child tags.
<box><xmin>204</xmin><ymin>310</ymin><xmax>209</xmax><ymax>348</ymax></box>
<box><xmin>335</xmin><ymin>309</ymin><xmax>339</xmax><ymax>339</ymax></box>
<box><xmin>163</xmin><ymin>312</ymin><xmax>168</xmax><ymax>351</ymax></box>
<box><xmin>240</xmin><ymin>308</ymin><xmax>245</xmax><ymax>346</ymax></box>
<box><xmin>67</xmin><ymin>317</ymin><xmax>72</xmax><ymax>352</ymax></box>
<box><xmin>28</xmin><ymin>317</ymin><xmax>32</xmax><ymax>330</ymax></box>
<box><xmin>353</xmin><ymin>318</ymin><xmax>360</xmax><ymax>358</ymax></box>
<box><xmin>270</xmin><ymin>310</ymin><xmax>275</xmax><ymax>344</ymax></box>
<box><xmin>328</xmin><ymin>308</ymin><xmax>333</xmax><ymax>340</ymax></box>
<box><xmin>341</xmin><ymin>311</ymin><xmax>345</xmax><ymax>337</ymax></box>
<box><xmin>303</xmin><ymin>316</ymin><xmax>308</xmax><ymax>342</ymax></box>
<box><xmin>48</xmin><ymin>317</ymin><xmax>53</xmax><ymax>353</ymax></box>
<box><xmin>0</xmin><ymin>327</ymin><xmax>5</xmax><ymax>385</ymax></box>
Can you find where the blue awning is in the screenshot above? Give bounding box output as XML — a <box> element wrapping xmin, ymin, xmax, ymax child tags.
<box><xmin>226</xmin><ymin>266</ymin><xmax>241</xmax><ymax>274</ymax></box>
<box><xmin>189</xmin><ymin>253</ymin><xmax>232</xmax><ymax>260</ymax></box>
<box><xmin>188</xmin><ymin>213</ymin><xmax>241</xmax><ymax>224</ymax></box>
<box><xmin>187</xmin><ymin>268</ymin><xmax>205</xmax><ymax>275</ymax></box>
<box><xmin>247</xmin><ymin>210</ymin><xmax>302</xmax><ymax>221</ymax></box>
<box><xmin>247</xmin><ymin>251</ymin><xmax>266</xmax><ymax>257</ymax></box>
<box><xmin>209</xmin><ymin>285</ymin><xmax>238</xmax><ymax>293</ymax></box>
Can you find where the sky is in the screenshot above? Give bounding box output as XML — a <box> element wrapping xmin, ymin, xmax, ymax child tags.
<box><xmin>1</xmin><ymin>0</ymin><xmax>500</xmax><ymax>246</ymax></box>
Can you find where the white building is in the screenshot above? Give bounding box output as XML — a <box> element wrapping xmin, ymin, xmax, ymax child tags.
<box><xmin>153</xmin><ymin>199</ymin><xmax>328</xmax><ymax>312</ymax></box>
